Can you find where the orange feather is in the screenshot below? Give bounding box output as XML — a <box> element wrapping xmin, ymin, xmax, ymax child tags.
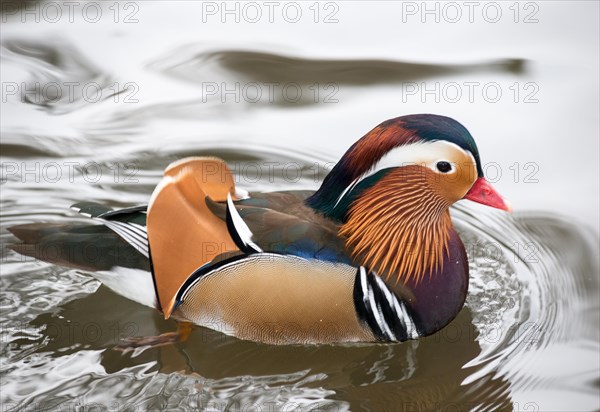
<box><xmin>340</xmin><ymin>166</ymin><xmax>453</xmax><ymax>285</ymax></box>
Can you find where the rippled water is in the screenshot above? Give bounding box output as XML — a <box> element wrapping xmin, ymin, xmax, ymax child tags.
<box><xmin>1</xmin><ymin>2</ymin><xmax>599</xmax><ymax>411</ymax></box>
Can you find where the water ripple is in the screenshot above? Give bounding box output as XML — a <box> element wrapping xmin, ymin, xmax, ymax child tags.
<box><xmin>1</xmin><ymin>39</ymin><xmax>115</xmax><ymax>115</ymax></box>
<box><xmin>1</xmin><ymin>143</ymin><xmax>597</xmax><ymax>410</ymax></box>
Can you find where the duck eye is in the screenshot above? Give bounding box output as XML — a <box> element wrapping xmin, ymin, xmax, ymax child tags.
<box><xmin>436</xmin><ymin>161</ymin><xmax>452</xmax><ymax>173</ymax></box>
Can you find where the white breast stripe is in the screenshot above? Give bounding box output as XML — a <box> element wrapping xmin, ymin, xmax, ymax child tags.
<box><xmin>373</xmin><ymin>271</ymin><xmax>420</xmax><ymax>340</ymax></box>
<box><xmin>390</xmin><ymin>293</ymin><xmax>407</xmax><ymax>331</ymax></box>
<box><xmin>397</xmin><ymin>301</ymin><xmax>419</xmax><ymax>339</ymax></box>
<box><xmin>374</xmin><ymin>275</ymin><xmax>404</xmax><ymax>332</ymax></box>
<box><xmin>359</xmin><ymin>266</ymin><xmax>369</xmax><ymax>301</ymax></box>
<box><xmin>374</xmin><ymin>274</ymin><xmax>419</xmax><ymax>339</ymax></box>
<box><xmin>363</xmin><ymin>270</ymin><xmax>395</xmax><ymax>341</ymax></box>
<box><xmin>374</xmin><ymin>275</ymin><xmax>396</xmax><ymax>313</ymax></box>
<box><xmin>359</xmin><ymin>267</ymin><xmax>394</xmax><ymax>341</ymax></box>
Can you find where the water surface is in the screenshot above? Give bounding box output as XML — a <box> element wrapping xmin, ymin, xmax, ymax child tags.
<box><xmin>1</xmin><ymin>1</ymin><xmax>599</xmax><ymax>411</ymax></box>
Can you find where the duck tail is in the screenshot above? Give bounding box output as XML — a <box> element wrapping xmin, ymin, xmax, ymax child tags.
<box><xmin>7</xmin><ymin>221</ymin><xmax>150</xmax><ymax>272</ymax></box>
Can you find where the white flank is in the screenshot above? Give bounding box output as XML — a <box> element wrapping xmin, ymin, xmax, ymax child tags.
<box><xmin>94</xmin><ymin>267</ymin><xmax>156</xmax><ymax>308</ymax></box>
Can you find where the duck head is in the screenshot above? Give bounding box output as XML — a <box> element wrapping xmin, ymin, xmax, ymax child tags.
<box><xmin>307</xmin><ymin>114</ymin><xmax>510</xmax><ymax>284</ymax></box>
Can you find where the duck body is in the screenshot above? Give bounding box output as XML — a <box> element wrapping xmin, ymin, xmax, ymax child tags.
<box><xmin>167</xmin><ymin>189</ymin><xmax>469</xmax><ymax>344</ymax></box>
<box><xmin>9</xmin><ymin>114</ymin><xmax>510</xmax><ymax>345</ymax></box>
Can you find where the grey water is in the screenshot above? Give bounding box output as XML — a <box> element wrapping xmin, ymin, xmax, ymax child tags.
<box><xmin>1</xmin><ymin>1</ymin><xmax>599</xmax><ymax>411</ymax></box>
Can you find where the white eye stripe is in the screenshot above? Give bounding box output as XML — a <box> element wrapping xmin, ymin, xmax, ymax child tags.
<box><xmin>334</xmin><ymin>141</ymin><xmax>476</xmax><ymax>209</ymax></box>
<box><xmin>358</xmin><ymin>140</ymin><xmax>476</xmax><ymax>185</ymax></box>
<box><xmin>358</xmin><ymin>141</ymin><xmax>474</xmax><ymax>183</ymax></box>
<box><xmin>388</xmin><ymin>159</ymin><xmax>457</xmax><ymax>173</ymax></box>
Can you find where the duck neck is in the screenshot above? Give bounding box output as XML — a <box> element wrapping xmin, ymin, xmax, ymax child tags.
<box><xmin>339</xmin><ymin>169</ymin><xmax>470</xmax><ymax>336</ymax></box>
<box><xmin>340</xmin><ymin>169</ymin><xmax>454</xmax><ymax>284</ymax></box>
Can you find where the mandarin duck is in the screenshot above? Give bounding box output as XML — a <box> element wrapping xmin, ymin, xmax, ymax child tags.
<box><xmin>9</xmin><ymin>114</ymin><xmax>511</xmax><ymax>345</ymax></box>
